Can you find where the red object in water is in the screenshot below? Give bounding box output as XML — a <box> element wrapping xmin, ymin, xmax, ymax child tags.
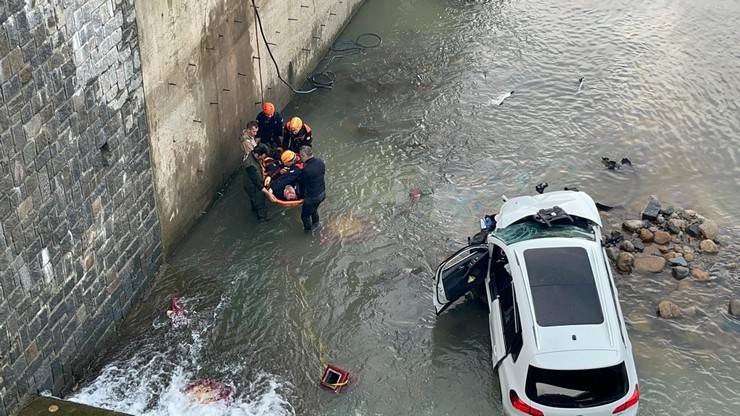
<box><xmin>168</xmin><ymin>297</ymin><xmax>186</xmax><ymax>316</ymax></box>
<box><xmin>409</xmin><ymin>188</ymin><xmax>422</xmax><ymax>202</ymax></box>
<box><xmin>319</xmin><ymin>364</ymin><xmax>351</xmax><ymax>393</ymax></box>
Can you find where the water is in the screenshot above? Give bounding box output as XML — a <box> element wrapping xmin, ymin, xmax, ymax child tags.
<box><xmin>68</xmin><ymin>0</ymin><xmax>740</xmax><ymax>414</ymax></box>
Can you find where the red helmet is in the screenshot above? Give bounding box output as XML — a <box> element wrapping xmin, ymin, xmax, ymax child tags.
<box><xmin>262</xmin><ymin>102</ymin><xmax>275</xmax><ymax>116</ymax></box>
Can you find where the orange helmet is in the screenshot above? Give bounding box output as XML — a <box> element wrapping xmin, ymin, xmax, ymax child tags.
<box><xmin>280</xmin><ymin>150</ymin><xmax>296</xmax><ymax>164</ymax></box>
<box><xmin>262</xmin><ymin>102</ymin><xmax>275</xmax><ymax>116</ymax></box>
<box><xmin>288</xmin><ymin>117</ymin><xmax>303</xmax><ymax>133</ymax></box>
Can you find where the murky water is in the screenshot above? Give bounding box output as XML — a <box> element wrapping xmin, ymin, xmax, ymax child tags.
<box><xmin>69</xmin><ymin>0</ymin><xmax>740</xmax><ymax>414</ymax></box>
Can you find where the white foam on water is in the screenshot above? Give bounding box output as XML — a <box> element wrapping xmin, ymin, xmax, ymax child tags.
<box><xmin>67</xmin><ymin>295</ymin><xmax>295</xmax><ymax>416</ymax></box>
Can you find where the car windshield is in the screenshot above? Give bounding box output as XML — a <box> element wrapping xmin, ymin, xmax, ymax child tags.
<box><xmin>526</xmin><ymin>363</ymin><xmax>629</xmax><ymax>408</ymax></box>
<box><xmin>492</xmin><ymin>221</ymin><xmax>595</xmax><ymax>245</ymax></box>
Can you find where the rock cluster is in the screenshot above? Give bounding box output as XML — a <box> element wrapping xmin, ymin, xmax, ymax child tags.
<box><xmin>603</xmin><ymin>196</ymin><xmax>726</xmax><ymax>319</ymax></box>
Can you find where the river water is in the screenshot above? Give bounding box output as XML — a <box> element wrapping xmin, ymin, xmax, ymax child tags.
<box><xmin>68</xmin><ymin>0</ymin><xmax>740</xmax><ymax>414</ymax></box>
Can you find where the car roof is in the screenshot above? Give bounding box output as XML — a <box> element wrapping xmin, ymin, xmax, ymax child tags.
<box><xmin>495</xmin><ymin>191</ymin><xmax>603</xmax><ymax>229</ymax></box>
<box><xmin>506</xmin><ymin>237</ymin><xmax>627</xmax><ymax>369</ymax></box>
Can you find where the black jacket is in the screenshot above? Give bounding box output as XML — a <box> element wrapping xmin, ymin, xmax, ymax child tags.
<box><xmin>256</xmin><ymin>111</ymin><xmax>284</xmax><ymax>148</ymax></box>
<box><xmin>300</xmin><ymin>157</ymin><xmax>326</xmax><ymax>200</ymax></box>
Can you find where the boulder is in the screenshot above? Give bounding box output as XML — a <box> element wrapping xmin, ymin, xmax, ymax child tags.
<box><xmin>687</xmin><ymin>223</ymin><xmax>702</xmax><ymax>238</ymax></box>
<box><xmin>699</xmin><ymin>239</ymin><xmax>719</xmax><ymax>254</ymax></box>
<box><xmin>653</xmin><ymin>230</ymin><xmax>671</xmax><ymax>245</ymax></box>
<box><xmin>699</xmin><ymin>220</ymin><xmax>719</xmax><ymax>241</ymax></box>
<box><xmin>622</xmin><ymin>220</ymin><xmax>646</xmax><ymax>233</ymax></box>
<box><xmin>729</xmin><ymin>299</ymin><xmax>740</xmax><ymax>317</ymax></box>
<box><xmin>658</xmin><ymin>244</ymin><xmax>674</xmax><ymax>253</ymax></box>
<box><xmin>606</xmin><ymin>246</ymin><xmax>621</xmax><ymax>262</ymax></box>
<box><xmin>690</xmin><ymin>268</ymin><xmax>711</xmax><ymax>281</ymax></box>
<box><xmin>642</xmin><ymin>244</ymin><xmax>662</xmax><ymax>256</ymax></box>
<box><xmin>641</xmin><ymin>196</ymin><xmax>662</xmax><ymax>222</ymax></box>
<box><xmin>671</xmin><ymin>266</ymin><xmax>689</xmax><ymax>280</ymax></box>
<box><xmin>632</xmin><ymin>239</ymin><xmax>645</xmax><ymax>252</ymax></box>
<box><xmin>669</xmin><ymin>257</ymin><xmax>688</xmax><ymax>267</ymax></box>
<box><xmin>669</xmin><ymin>218</ymin><xmax>687</xmax><ymax>231</ymax></box>
<box><xmin>663</xmin><ymin>251</ymin><xmax>680</xmax><ymax>261</ymax></box>
<box><xmin>639</xmin><ymin>229</ymin><xmax>654</xmax><ymax>242</ymax></box>
<box><xmin>657</xmin><ymin>300</ymin><xmax>681</xmax><ymax>318</ymax></box>
<box><xmin>634</xmin><ymin>256</ymin><xmax>666</xmax><ymax>273</ymax></box>
<box><xmin>619</xmin><ymin>240</ymin><xmax>635</xmax><ymax>253</ymax></box>
<box><xmin>617</xmin><ymin>252</ymin><xmax>634</xmax><ymax>273</ymax></box>
<box><xmin>683</xmin><ymin>247</ymin><xmax>695</xmax><ymax>262</ymax></box>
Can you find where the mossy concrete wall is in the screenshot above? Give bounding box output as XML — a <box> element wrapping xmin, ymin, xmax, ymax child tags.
<box><xmin>136</xmin><ymin>0</ymin><xmax>365</xmax><ymax>254</ymax></box>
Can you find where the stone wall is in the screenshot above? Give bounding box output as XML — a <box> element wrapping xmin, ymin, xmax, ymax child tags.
<box><xmin>0</xmin><ymin>1</ymin><xmax>161</xmax><ymax>415</ymax></box>
<box><xmin>137</xmin><ymin>0</ymin><xmax>365</xmax><ymax>253</ymax></box>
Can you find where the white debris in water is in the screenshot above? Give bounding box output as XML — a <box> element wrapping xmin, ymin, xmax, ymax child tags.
<box><xmin>494</xmin><ymin>90</ymin><xmax>515</xmax><ymax>105</ymax></box>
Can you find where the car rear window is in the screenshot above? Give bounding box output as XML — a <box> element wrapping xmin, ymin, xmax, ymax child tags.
<box><xmin>526</xmin><ymin>363</ymin><xmax>629</xmax><ymax>408</ymax></box>
<box><xmin>523</xmin><ymin>247</ymin><xmax>603</xmax><ymax>326</ymax></box>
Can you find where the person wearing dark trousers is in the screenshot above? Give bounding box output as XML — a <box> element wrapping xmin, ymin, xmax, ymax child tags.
<box><xmin>243</xmin><ymin>165</ymin><xmax>268</xmax><ymax>221</ymax></box>
<box><xmin>299</xmin><ymin>146</ymin><xmax>326</xmax><ymax>231</ymax></box>
<box><xmin>256</xmin><ymin>102</ymin><xmax>284</xmax><ymax>149</ymax></box>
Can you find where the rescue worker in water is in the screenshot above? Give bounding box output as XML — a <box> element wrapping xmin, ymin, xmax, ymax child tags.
<box><xmin>282</xmin><ymin>117</ymin><xmax>313</xmax><ymax>153</ymax></box>
<box><xmin>299</xmin><ymin>146</ymin><xmax>325</xmax><ymax>231</ymax></box>
<box><xmin>256</xmin><ymin>102</ymin><xmax>284</xmax><ymax>149</ymax></box>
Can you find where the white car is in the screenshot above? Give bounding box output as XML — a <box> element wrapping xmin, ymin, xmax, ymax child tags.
<box><xmin>434</xmin><ymin>191</ymin><xmax>639</xmax><ymax>415</ymax></box>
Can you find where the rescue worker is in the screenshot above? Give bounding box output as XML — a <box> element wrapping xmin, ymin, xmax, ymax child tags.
<box><xmin>242</xmin><ymin>143</ymin><xmax>269</xmax><ymax>221</ymax></box>
<box><xmin>282</xmin><ymin>117</ymin><xmax>313</xmax><ymax>153</ymax></box>
<box><xmin>266</xmin><ymin>150</ymin><xmax>304</xmax><ymax>201</ymax></box>
<box><xmin>299</xmin><ymin>146</ymin><xmax>326</xmax><ymax>231</ymax></box>
<box><xmin>239</xmin><ymin>121</ymin><xmax>259</xmax><ymax>161</ymax></box>
<box><xmin>256</xmin><ymin>102</ymin><xmax>284</xmax><ymax>149</ymax></box>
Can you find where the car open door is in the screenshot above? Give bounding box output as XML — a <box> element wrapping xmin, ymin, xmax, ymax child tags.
<box><xmin>433</xmin><ymin>244</ymin><xmax>489</xmax><ymax>315</ymax></box>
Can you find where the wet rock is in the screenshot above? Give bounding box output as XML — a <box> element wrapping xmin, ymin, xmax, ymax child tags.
<box><xmin>617</xmin><ymin>252</ymin><xmax>634</xmax><ymax>273</ymax></box>
<box><xmin>728</xmin><ymin>262</ymin><xmax>737</xmax><ymax>270</ymax></box>
<box><xmin>683</xmin><ymin>246</ymin><xmax>695</xmax><ymax>262</ymax></box>
<box><xmin>663</xmin><ymin>251</ymin><xmax>680</xmax><ymax>261</ymax></box>
<box><xmin>622</xmin><ymin>220</ymin><xmax>646</xmax><ymax>233</ymax></box>
<box><xmin>699</xmin><ymin>220</ymin><xmax>719</xmax><ymax>241</ymax></box>
<box><xmin>671</xmin><ymin>266</ymin><xmax>689</xmax><ymax>280</ymax></box>
<box><xmin>639</xmin><ymin>229</ymin><xmax>654</xmax><ymax>242</ymax></box>
<box><xmin>653</xmin><ymin>230</ymin><xmax>671</xmax><ymax>245</ymax></box>
<box><xmin>729</xmin><ymin>299</ymin><xmax>740</xmax><ymax>317</ymax></box>
<box><xmin>683</xmin><ymin>209</ymin><xmax>697</xmax><ymax>219</ymax></box>
<box><xmin>634</xmin><ymin>256</ymin><xmax>666</xmax><ymax>273</ymax></box>
<box><xmin>669</xmin><ymin>257</ymin><xmax>688</xmax><ymax>267</ymax></box>
<box><xmin>661</xmin><ymin>206</ymin><xmax>675</xmax><ymax>216</ymax></box>
<box><xmin>677</xmin><ymin>279</ymin><xmax>692</xmax><ymax>291</ymax></box>
<box><xmin>690</xmin><ymin>268</ymin><xmax>711</xmax><ymax>281</ymax></box>
<box><xmin>641</xmin><ymin>196</ymin><xmax>662</xmax><ymax>222</ymax></box>
<box><xmin>632</xmin><ymin>239</ymin><xmax>645</xmax><ymax>252</ymax></box>
<box><xmin>687</xmin><ymin>223</ymin><xmax>702</xmax><ymax>238</ymax></box>
<box><xmin>658</xmin><ymin>244</ymin><xmax>673</xmax><ymax>254</ymax></box>
<box><xmin>699</xmin><ymin>239</ymin><xmax>719</xmax><ymax>253</ymax></box>
<box><xmin>666</xmin><ymin>222</ymin><xmax>681</xmax><ymax>235</ymax></box>
<box><xmin>684</xmin><ymin>305</ymin><xmax>698</xmax><ymax>317</ymax></box>
<box><xmin>606</xmin><ymin>247</ymin><xmax>621</xmax><ymax>262</ymax></box>
<box><xmin>604</xmin><ymin>230</ymin><xmax>624</xmax><ymax>246</ymax></box>
<box><xmin>619</xmin><ymin>240</ymin><xmax>635</xmax><ymax>253</ymax></box>
<box><xmin>668</xmin><ymin>218</ymin><xmax>687</xmax><ymax>232</ymax></box>
<box><xmin>643</xmin><ymin>244</ymin><xmax>662</xmax><ymax>256</ymax></box>
<box><xmin>656</xmin><ymin>214</ymin><xmax>666</xmax><ymax>224</ymax></box>
<box><xmin>657</xmin><ymin>300</ymin><xmax>681</xmax><ymax>319</ymax></box>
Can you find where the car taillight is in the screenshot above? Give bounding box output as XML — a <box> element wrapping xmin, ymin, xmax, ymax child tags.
<box><xmin>510</xmin><ymin>390</ymin><xmax>544</xmax><ymax>416</ymax></box>
<box><xmin>612</xmin><ymin>385</ymin><xmax>639</xmax><ymax>414</ymax></box>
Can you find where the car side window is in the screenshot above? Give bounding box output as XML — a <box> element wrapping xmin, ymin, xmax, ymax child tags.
<box><xmin>492</xmin><ymin>246</ymin><xmax>524</xmax><ymax>361</ymax></box>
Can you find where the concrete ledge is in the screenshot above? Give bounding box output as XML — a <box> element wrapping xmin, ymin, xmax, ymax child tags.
<box><xmin>17</xmin><ymin>397</ymin><xmax>129</xmax><ymax>416</ymax></box>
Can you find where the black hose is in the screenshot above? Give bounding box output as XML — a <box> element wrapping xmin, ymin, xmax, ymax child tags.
<box><xmin>251</xmin><ymin>0</ymin><xmax>382</xmax><ymax>94</ymax></box>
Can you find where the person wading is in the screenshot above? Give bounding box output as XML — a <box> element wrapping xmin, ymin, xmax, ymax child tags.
<box><xmin>256</xmin><ymin>102</ymin><xmax>284</xmax><ymax>150</ymax></box>
<box><xmin>239</xmin><ymin>121</ymin><xmax>259</xmax><ymax>160</ymax></box>
<box><xmin>299</xmin><ymin>146</ymin><xmax>326</xmax><ymax>231</ymax></box>
<box><xmin>283</xmin><ymin>117</ymin><xmax>313</xmax><ymax>153</ymax></box>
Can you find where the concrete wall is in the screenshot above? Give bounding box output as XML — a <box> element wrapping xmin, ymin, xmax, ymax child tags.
<box><xmin>0</xmin><ymin>1</ymin><xmax>161</xmax><ymax>415</ymax></box>
<box><xmin>137</xmin><ymin>0</ymin><xmax>365</xmax><ymax>253</ymax></box>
